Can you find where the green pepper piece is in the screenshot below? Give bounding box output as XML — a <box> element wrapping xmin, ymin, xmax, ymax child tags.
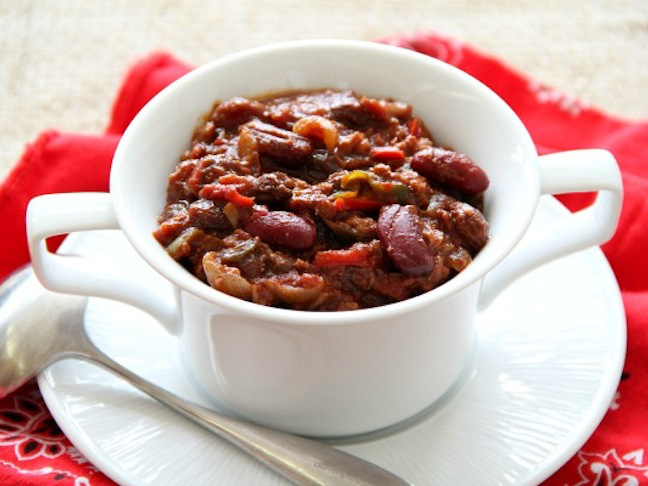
<box><xmin>339</xmin><ymin>170</ymin><xmax>411</xmax><ymax>204</ymax></box>
<box><xmin>340</xmin><ymin>170</ymin><xmax>372</xmax><ymax>191</ymax></box>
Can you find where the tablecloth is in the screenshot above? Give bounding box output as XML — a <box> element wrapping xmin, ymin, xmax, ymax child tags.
<box><xmin>1</xmin><ymin>31</ymin><xmax>647</xmax><ymax>485</ymax></box>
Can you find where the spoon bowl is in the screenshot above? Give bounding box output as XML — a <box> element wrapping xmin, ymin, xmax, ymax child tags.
<box><xmin>0</xmin><ymin>266</ymin><xmax>409</xmax><ymax>486</ymax></box>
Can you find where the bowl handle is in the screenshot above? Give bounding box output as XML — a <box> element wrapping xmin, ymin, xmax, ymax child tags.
<box><xmin>26</xmin><ymin>192</ymin><xmax>180</xmax><ymax>334</ymax></box>
<box><xmin>479</xmin><ymin>149</ymin><xmax>623</xmax><ymax>309</ymax></box>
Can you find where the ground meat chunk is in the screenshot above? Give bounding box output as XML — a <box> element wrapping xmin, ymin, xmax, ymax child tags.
<box><xmin>425</xmin><ymin>192</ymin><xmax>489</xmax><ymax>252</ymax></box>
<box><xmin>211</xmin><ymin>97</ymin><xmax>266</xmax><ymax>129</ymax></box>
<box><xmin>187</xmin><ymin>199</ymin><xmax>232</xmax><ymax>234</ymax></box>
<box><xmin>252</xmin><ymin>172</ymin><xmax>308</xmax><ymax>203</ymax></box>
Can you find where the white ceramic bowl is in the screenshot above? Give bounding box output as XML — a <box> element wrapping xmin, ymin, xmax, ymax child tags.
<box><xmin>27</xmin><ymin>40</ymin><xmax>622</xmax><ymax>437</ymax></box>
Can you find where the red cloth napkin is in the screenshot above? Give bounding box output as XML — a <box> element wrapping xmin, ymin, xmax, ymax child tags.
<box><xmin>1</xmin><ymin>32</ymin><xmax>647</xmax><ymax>485</ymax></box>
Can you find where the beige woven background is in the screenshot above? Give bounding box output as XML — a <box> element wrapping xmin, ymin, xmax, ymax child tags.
<box><xmin>2</xmin><ymin>0</ymin><xmax>647</xmax><ymax>181</ymax></box>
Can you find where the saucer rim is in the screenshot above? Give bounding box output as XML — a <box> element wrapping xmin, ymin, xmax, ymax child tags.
<box><xmin>37</xmin><ymin>196</ymin><xmax>626</xmax><ymax>485</ymax></box>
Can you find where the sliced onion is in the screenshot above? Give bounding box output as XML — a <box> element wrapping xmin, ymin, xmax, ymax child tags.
<box><xmin>262</xmin><ymin>274</ymin><xmax>326</xmax><ymax>305</ymax></box>
<box><xmin>223</xmin><ymin>202</ymin><xmax>239</xmax><ymax>227</ymax></box>
<box><xmin>292</xmin><ymin>115</ymin><xmax>339</xmax><ymax>152</ymax></box>
<box><xmin>202</xmin><ymin>252</ymin><xmax>253</xmax><ymax>300</ymax></box>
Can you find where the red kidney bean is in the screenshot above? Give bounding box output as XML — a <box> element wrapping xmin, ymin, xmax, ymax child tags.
<box><xmin>243</xmin><ymin>210</ymin><xmax>316</xmax><ymax>250</ymax></box>
<box><xmin>377</xmin><ymin>204</ymin><xmax>434</xmax><ymax>276</ymax></box>
<box><xmin>410</xmin><ymin>147</ymin><xmax>489</xmax><ymax>194</ymax></box>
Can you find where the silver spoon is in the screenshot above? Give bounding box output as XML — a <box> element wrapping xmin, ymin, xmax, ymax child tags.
<box><xmin>0</xmin><ymin>266</ymin><xmax>410</xmax><ymax>486</ymax></box>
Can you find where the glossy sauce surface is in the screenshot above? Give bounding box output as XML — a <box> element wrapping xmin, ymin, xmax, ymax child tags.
<box><xmin>154</xmin><ymin>90</ymin><xmax>489</xmax><ymax>310</ymax></box>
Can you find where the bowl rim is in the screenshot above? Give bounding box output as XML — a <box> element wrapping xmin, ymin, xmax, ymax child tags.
<box><xmin>111</xmin><ymin>38</ymin><xmax>539</xmax><ymax>325</ymax></box>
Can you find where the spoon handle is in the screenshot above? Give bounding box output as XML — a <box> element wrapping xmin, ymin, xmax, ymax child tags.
<box><xmin>79</xmin><ymin>342</ymin><xmax>410</xmax><ymax>486</ymax></box>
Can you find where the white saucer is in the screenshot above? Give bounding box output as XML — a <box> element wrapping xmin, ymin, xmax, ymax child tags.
<box><xmin>38</xmin><ymin>196</ymin><xmax>626</xmax><ymax>486</ymax></box>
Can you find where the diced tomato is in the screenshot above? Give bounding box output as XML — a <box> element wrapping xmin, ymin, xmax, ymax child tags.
<box><xmin>217</xmin><ymin>173</ymin><xmax>253</xmax><ymax>193</ymax></box>
<box><xmin>407</xmin><ymin>118</ymin><xmax>423</xmax><ymax>137</ymax></box>
<box><xmin>218</xmin><ymin>174</ymin><xmax>245</xmax><ymax>184</ymax></box>
<box><xmin>227</xmin><ymin>190</ymin><xmax>255</xmax><ymax>208</ymax></box>
<box><xmin>334</xmin><ymin>197</ymin><xmax>382</xmax><ymax>212</ymax></box>
<box><xmin>199</xmin><ymin>184</ymin><xmax>255</xmax><ymax>208</ymax></box>
<box><xmin>313</xmin><ymin>247</ymin><xmax>373</xmax><ymax>267</ymax></box>
<box><xmin>371</xmin><ymin>146</ymin><xmax>405</xmax><ymax>161</ymax></box>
